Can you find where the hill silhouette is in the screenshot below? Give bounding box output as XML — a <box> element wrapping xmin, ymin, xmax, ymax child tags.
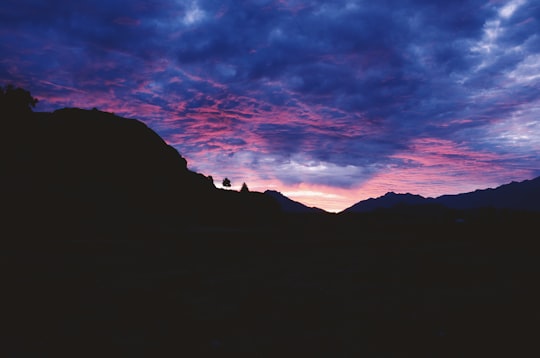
<box><xmin>343</xmin><ymin>177</ymin><xmax>540</xmax><ymax>213</ymax></box>
<box><xmin>1</xmin><ymin>106</ymin><xmax>280</xmax><ymax>240</ymax></box>
<box><xmin>436</xmin><ymin>177</ymin><xmax>540</xmax><ymax>211</ymax></box>
<box><xmin>343</xmin><ymin>192</ymin><xmax>429</xmax><ymax>213</ymax></box>
<box><xmin>264</xmin><ymin>190</ymin><xmax>327</xmax><ymax>214</ymax></box>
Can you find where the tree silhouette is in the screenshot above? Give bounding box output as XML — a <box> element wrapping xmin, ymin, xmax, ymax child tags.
<box><xmin>240</xmin><ymin>182</ymin><xmax>249</xmax><ymax>193</ymax></box>
<box><xmin>0</xmin><ymin>84</ymin><xmax>38</xmax><ymax>113</ymax></box>
<box><xmin>222</xmin><ymin>177</ymin><xmax>231</xmax><ymax>188</ymax></box>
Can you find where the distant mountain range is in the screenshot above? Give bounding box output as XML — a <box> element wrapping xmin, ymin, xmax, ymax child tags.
<box><xmin>343</xmin><ymin>177</ymin><xmax>540</xmax><ymax>213</ymax></box>
<box><xmin>265</xmin><ymin>176</ymin><xmax>540</xmax><ymax>214</ymax></box>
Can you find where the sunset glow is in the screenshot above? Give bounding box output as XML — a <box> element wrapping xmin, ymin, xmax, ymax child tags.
<box><xmin>2</xmin><ymin>0</ymin><xmax>539</xmax><ymax>211</ymax></box>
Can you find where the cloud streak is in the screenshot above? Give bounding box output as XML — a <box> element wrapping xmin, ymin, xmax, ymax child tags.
<box><xmin>2</xmin><ymin>0</ymin><xmax>539</xmax><ymax>211</ymax></box>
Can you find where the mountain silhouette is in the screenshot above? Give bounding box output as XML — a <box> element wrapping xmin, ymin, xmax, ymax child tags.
<box><xmin>264</xmin><ymin>190</ymin><xmax>327</xmax><ymax>213</ymax></box>
<box><xmin>436</xmin><ymin>177</ymin><xmax>540</xmax><ymax>212</ymax></box>
<box><xmin>343</xmin><ymin>177</ymin><xmax>540</xmax><ymax>213</ymax></box>
<box><xmin>1</xmin><ymin>107</ymin><xmax>280</xmax><ymax>239</ymax></box>
<box><xmin>343</xmin><ymin>192</ymin><xmax>429</xmax><ymax>213</ymax></box>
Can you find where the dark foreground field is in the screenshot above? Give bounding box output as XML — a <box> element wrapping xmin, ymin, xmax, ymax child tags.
<box><xmin>2</xmin><ymin>224</ymin><xmax>539</xmax><ymax>357</ymax></box>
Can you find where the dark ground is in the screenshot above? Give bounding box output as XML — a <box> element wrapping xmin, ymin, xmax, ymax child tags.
<box><xmin>2</xmin><ymin>221</ymin><xmax>539</xmax><ymax>358</ymax></box>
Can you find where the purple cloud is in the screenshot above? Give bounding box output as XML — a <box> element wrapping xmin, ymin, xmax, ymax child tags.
<box><xmin>1</xmin><ymin>0</ymin><xmax>539</xmax><ymax>211</ymax></box>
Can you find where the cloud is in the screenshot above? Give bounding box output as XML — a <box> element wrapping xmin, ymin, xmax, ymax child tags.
<box><xmin>1</xmin><ymin>0</ymin><xmax>539</xmax><ymax>211</ymax></box>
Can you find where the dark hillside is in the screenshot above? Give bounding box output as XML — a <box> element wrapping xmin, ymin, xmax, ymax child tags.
<box><xmin>343</xmin><ymin>177</ymin><xmax>540</xmax><ymax>214</ymax></box>
<box><xmin>1</xmin><ymin>107</ymin><xmax>279</xmax><ymax>240</ymax></box>
<box><xmin>436</xmin><ymin>177</ymin><xmax>540</xmax><ymax>211</ymax></box>
<box><xmin>264</xmin><ymin>190</ymin><xmax>327</xmax><ymax>213</ymax></box>
<box><xmin>343</xmin><ymin>192</ymin><xmax>431</xmax><ymax>213</ymax></box>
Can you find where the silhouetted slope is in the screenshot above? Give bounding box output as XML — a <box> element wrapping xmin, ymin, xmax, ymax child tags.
<box><xmin>264</xmin><ymin>190</ymin><xmax>326</xmax><ymax>213</ymax></box>
<box><xmin>343</xmin><ymin>178</ymin><xmax>540</xmax><ymax>214</ymax></box>
<box><xmin>436</xmin><ymin>177</ymin><xmax>540</xmax><ymax>211</ymax></box>
<box><xmin>343</xmin><ymin>192</ymin><xmax>430</xmax><ymax>213</ymax></box>
<box><xmin>213</xmin><ymin>189</ymin><xmax>282</xmax><ymax>227</ymax></box>
<box><xmin>1</xmin><ymin>107</ymin><xmax>279</xmax><ymax>239</ymax></box>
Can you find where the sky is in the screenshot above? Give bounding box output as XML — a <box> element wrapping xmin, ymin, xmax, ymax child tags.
<box><xmin>1</xmin><ymin>0</ymin><xmax>539</xmax><ymax>212</ymax></box>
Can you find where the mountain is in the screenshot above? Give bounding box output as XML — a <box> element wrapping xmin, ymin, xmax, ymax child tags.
<box><xmin>264</xmin><ymin>190</ymin><xmax>327</xmax><ymax>213</ymax></box>
<box><xmin>435</xmin><ymin>177</ymin><xmax>540</xmax><ymax>212</ymax></box>
<box><xmin>343</xmin><ymin>177</ymin><xmax>540</xmax><ymax>213</ymax></box>
<box><xmin>1</xmin><ymin>107</ymin><xmax>280</xmax><ymax>239</ymax></box>
<box><xmin>342</xmin><ymin>192</ymin><xmax>429</xmax><ymax>213</ymax></box>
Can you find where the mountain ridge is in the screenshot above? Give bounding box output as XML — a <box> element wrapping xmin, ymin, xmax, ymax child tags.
<box><xmin>1</xmin><ymin>107</ymin><xmax>281</xmax><ymax>239</ymax></box>
<box><xmin>264</xmin><ymin>190</ymin><xmax>327</xmax><ymax>214</ymax></box>
<box><xmin>343</xmin><ymin>177</ymin><xmax>540</xmax><ymax>213</ymax></box>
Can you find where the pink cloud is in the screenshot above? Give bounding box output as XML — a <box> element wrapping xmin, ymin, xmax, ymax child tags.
<box><xmin>242</xmin><ymin>138</ymin><xmax>538</xmax><ymax>212</ymax></box>
<box><xmin>356</xmin><ymin>137</ymin><xmax>534</xmax><ymax>199</ymax></box>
